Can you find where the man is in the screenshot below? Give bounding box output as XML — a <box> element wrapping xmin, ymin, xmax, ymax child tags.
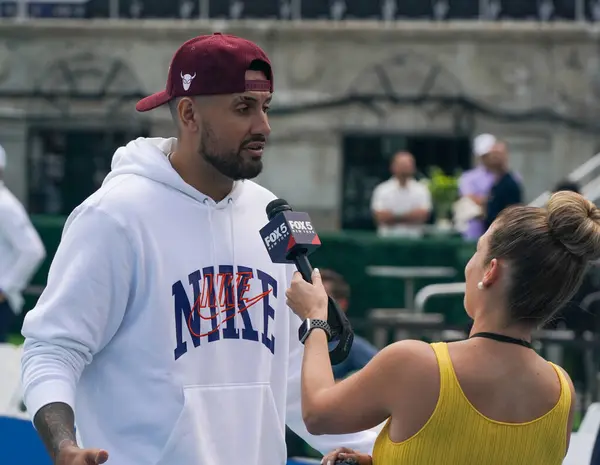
<box><xmin>20</xmin><ymin>34</ymin><xmax>377</xmax><ymax>465</ymax></box>
<box><xmin>455</xmin><ymin>133</ymin><xmax>497</xmax><ymax>240</ymax></box>
<box><xmin>483</xmin><ymin>140</ymin><xmax>522</xmax><ymax>230</ymax></box>
<box><xmin>0</xmin><ymin>145</ymin><xmax>46</xmax><ymax>343</ymax></box>
<box><xmin>370</xmin><ymin>151</ymin><xmax>432</xmax><ymax>237</ymax></box>
<box><xmin>320</xmin><ymin>269</ymin><xmax>378</xmax><ymax>380</ymax></box>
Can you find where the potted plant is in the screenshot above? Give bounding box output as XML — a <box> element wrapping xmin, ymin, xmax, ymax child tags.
<box><xmin>425</xmin><ymin>166</ymin><xmax>460</xmax><ymax>229</ymax></box>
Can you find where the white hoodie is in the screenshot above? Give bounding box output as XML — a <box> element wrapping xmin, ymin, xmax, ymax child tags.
<box><xmin>21</xmin><ymin>137</ymin><xmax>379</xmax><ymax>465</ymax></box>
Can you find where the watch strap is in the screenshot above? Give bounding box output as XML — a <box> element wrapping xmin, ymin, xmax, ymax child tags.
<box><xmin>299</xmin><ymin>318</ymin><xmax>332</xmax><ymax>344</ymax></box>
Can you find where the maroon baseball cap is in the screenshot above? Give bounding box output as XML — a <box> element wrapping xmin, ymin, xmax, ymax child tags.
<box><xmin>136</xmin><ymin>32</ymin><xmax>273</xmax><ymax>112</ymax></box>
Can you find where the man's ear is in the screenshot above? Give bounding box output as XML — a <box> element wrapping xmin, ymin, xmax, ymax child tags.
<box><xmin>178</xmin><ymin>97</ymin><xmax>199</xmax><ymax>133</ymax></box>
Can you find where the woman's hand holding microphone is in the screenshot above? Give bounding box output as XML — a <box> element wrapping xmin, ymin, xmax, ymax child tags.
<box><xmin>285</xmin><ymin>268</ymin><xmax>329</xmax><ymax>321</ymax></box>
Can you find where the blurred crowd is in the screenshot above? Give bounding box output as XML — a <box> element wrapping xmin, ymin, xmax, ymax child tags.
<box><xmin>370</xmin><ymin>133</ymin><xmax>524</xmax><ymax>242</ymax></box>
<box><xmin>368</xmin><ymin>133</ymin><xmax>600</xmax><ymax>337</ymax></box>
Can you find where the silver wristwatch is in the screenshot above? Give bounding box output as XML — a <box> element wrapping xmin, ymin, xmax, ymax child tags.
<box><xmin>298</xmin><ymin>318</ymin><xmax>332</xmax><ymax>344</ymax></box>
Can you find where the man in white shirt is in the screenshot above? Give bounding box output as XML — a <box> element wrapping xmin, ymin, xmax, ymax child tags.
<box><xmin>0</xmin><ymin>145</ymin><xmax>46</xmax><ymax>342</ymax></box>
<box><xmin>371</xmin><ymin>151</ymin><xmax>432</xmax><ymax>237</ymax></box>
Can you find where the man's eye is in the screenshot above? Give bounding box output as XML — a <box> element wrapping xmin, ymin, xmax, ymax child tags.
<box><xmin>237</xmin><ymin>106</ymin><xmax>249</xmax><ymax>114</ymax></box>
<box><xmin>263</xmin><ymin>106</ymin><xmax>271</xmax><ymax>113</ymax></box>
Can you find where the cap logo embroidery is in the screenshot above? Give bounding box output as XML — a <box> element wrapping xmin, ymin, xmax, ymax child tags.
<box><xmin>180</xmin><ymin>72</ymin><xmax>197</xmax><ymax>91</ymax></box>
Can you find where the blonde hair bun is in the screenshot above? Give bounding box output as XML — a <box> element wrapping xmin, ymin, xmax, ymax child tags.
<box><xmin>547</xmin><ymin>191</ymin><xmax>600</xmax><ymax>261</ymax></box>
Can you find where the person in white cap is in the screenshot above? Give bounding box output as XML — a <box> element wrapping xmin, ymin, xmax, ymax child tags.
<box><xmin>456</xmin><ymin>134</ymin><xmax>501</xmax><ymax>240</ymax></box>
<box><xmin>482</xmin><ymin>139</ymin><xmax>523</xmax><ymax>230</ymax></box>
<box><xmin>0</xmin><ymin>144</ymin><xmax>46</xmax><ymax>342</ymax></box>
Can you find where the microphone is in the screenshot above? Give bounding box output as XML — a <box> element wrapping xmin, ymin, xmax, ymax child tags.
<box><xmin>260</xmin><ymin>199</ymin><xmax>354</xmax><ymax>365</ymax></box>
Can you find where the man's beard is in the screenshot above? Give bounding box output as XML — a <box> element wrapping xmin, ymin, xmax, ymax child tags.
<box><xmin>199</xmin><ymin>125</ymin><xmax>263</xmax><ymax>181</ymax></box>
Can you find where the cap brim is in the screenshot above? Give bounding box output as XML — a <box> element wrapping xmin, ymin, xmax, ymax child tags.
<box><xmin>136</xmin><ymin>90</ymin><xmax>171</xmax><ymax>112</ymax></box>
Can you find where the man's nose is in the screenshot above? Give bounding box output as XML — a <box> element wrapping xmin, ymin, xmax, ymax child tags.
<box><xmin>252</xmin><ymin>112</ymin><xmax>271</xmax><ymax>139</ymax></box>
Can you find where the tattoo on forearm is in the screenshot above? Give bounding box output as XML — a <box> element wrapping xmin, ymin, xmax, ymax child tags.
<box><xmin>33</xmin><ymin>402</ymin><xmax>77</xmax><ymax>460</ymax></box>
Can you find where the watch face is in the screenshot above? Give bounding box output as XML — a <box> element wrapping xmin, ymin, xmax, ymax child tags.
<box><xmin>299</xmin><ymin>319</ymin><xmax>311</xmax><ymax>342</ymax></box>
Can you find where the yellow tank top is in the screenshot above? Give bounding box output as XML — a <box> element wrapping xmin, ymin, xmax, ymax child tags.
<box><xmin>372</xmin><ymin>342</ymin><xmax>571</xmax><ymax>465</ymax></box>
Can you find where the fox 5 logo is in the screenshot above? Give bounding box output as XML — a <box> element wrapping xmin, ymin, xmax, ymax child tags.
<box><xmin>264</xmin><ymin>223</ymin><xmax>289</xmax><ymax>250</ymax></box>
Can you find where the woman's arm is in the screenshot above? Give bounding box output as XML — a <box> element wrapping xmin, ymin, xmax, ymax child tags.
<box><xmin>286</xmin><ymin>269</ymin><xmax>432</xmax><ymax>435</ymax></box>
<box><xmin>301</xmin><ymin>331</ymin><xmax>424</xmax><ymax>435</ymax></box>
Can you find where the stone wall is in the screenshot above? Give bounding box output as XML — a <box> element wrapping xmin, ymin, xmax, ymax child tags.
<box><xmin>0</xmin><ymin>20</ymin><xmax>599</xmax><ymax>229</ymax></box>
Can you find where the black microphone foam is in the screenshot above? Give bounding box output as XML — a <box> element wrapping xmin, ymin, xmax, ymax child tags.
<box><xmin>266</xmin><ymin>199</ymin><xmax>292</xmax><ymax>220</ymax></box>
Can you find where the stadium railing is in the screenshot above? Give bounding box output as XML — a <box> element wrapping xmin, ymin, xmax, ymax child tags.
<box><xmin>0</xmin><ymin>0</ymin><xmax>593</xmax><ymax>22</ymax></box>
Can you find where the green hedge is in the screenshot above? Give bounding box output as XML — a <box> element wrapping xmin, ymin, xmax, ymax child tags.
<box><xmin>309</xmin><ymin>231</ymin><xmax>475</xmax><ymax>331</ymax></box>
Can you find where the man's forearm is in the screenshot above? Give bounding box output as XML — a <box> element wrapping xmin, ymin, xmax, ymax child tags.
<box><xmin>393</xmin><ymin>209</ymin><xmax>430</xmax><ymax>225</ymax></box>
<box><xmin>33</xmin><ymin>402</ymin><xmax>77</xmax><ymax>460</ymax></box>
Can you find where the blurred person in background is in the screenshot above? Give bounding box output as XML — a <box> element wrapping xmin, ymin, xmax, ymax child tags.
<box><xmin>455</xmin><ymin>134</ymin><xmax>498</xmax><ymax>241</ymax></box>
<box><xmin>0</xmin><ymin>145</ymin><xmax>46</xmax><ymax>343</ymax></box>
<box><xmin>484</xmin><ymin>140</ymin><xmax>523</xmax><ymax>230</ymax></box>
<box><xmin>285</xmin><ymin>190</ymin><xmax>595</xmax><ymax>465</ymax></box>
<box><xmin>20</xmin><ymin>33</ymin><xmax>377</xmax><ymax>465</ymax></box>
<box><xmin>371</xmin><ymin>151</ymin><xmax>432</xmax><ymax>238</ymax></box>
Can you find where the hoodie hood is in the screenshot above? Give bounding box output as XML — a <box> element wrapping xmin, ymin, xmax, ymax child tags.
<box><xmin>103</xmin><ymin>137</ymin><xmax>244</xmax><ymax>208</ymax></box>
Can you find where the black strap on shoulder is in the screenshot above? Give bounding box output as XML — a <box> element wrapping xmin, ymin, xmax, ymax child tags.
<box><xmin>470</xmin><ymin>332</ymin><xmax>533</xmax><ymax>349</ymax></box>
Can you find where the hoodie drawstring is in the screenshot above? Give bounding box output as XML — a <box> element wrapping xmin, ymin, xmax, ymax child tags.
<box><xmin>203</xmin><ymin>197</ymin><xmax>238</xmax><ymax>338</ymax></box>
<box><xmin>203</xmin><ymin>198</ymin><xmax>222</xmax><ymax>334</ymax></box>
<box><xmin>227</xmin><ymin>197</ymin><xmax>240</xmax><ymax>335</ymax></box>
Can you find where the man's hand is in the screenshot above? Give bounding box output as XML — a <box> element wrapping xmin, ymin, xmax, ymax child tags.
<box><xmin>321</xmin><ymin>447</ymin><xmax>372</xmax><ymax>465</ymax></box>
<box><xmin>32</xmin><ymin>403</ymin><xmax>99</xmax><ymax>465</ymax></box>
<box><xmin>55</xmin><ymin>444</ymin><xmax>109</xmax><ymax>465</ymax></box>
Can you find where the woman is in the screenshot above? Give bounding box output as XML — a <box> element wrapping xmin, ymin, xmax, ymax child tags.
<box><xmin>285</xmin><ymin>191</ymin><xmax>600</xmax><ymax>465</ymax></box>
